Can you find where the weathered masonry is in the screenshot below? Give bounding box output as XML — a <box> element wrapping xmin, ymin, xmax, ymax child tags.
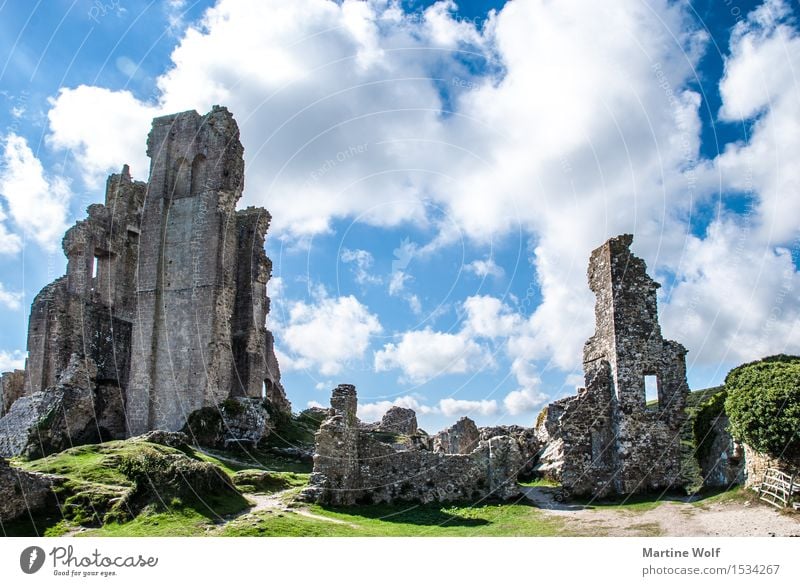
<box><xmin>0</xmin><ymin>107</ymin><xmax>289</xmax><ymax>454</ymax></box>
<box><xmin>538</xmin><ymin>234</ymin><xmax>689</xmax><ymax>497</ymax></box>
<box><xmin>301</xmin><ymin>385</ymin><xmax>522</xmax><ymax>505</ymax></box>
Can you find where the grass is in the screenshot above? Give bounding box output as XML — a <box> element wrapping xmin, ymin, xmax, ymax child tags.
<box><xmin>6</xmin><ymin>439</ymin><xmax>251</xmax><ymax>537</ymax></box>
<box><xmin>221</xmin><ymin>499</ymin><xmax>570</xmax><ymax>537</ymax></box>
<box><xmin>196</xmin><ymin>446</ymin><xmax>312</xmax><ymax>474</ymax></box>
<box><xmin>232</xmin><ymin>469</ymin><xmax>309</xmax><ymax>493</ymax></box>
<box><xmin>84</xmin><ymin>489</ymin><xmax>248</xmax><ymax>537</ymax></box>
<box><xmin>4</xmin><ymin>420</ymin><xmax>757</xmax><ymax>537</ymax></box>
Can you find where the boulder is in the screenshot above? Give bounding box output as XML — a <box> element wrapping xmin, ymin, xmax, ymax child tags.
<box><xmin>133</xmin><ymin>430</ymin><xmax>190</xmax><ymax>448</ymax></box>
<box><xmin>0</xmin><ymin>457</ymin><xmax>60</xmax><ymax>522</ymax></box>
<box><xmin>377</xmin><ymin>406</ymin><xmax>418</xmax><ymax>435</ymax></box>
<box><xmin>433</xmin><ymin>416</ymin><xmax>480</xmax><ymax>454</ymax></box>
<box><xmin>480</xmin><ymin>425</ymin><xmax>542</xmax><ymax>480</ymax></box>
<box><xmin>183</xmin><ymin>397</ymin><xmax>272</xmax><ymax>448</ymax></box>
<box><xmin>0</xmin><ymin>355</ymin><xmax>120</xmax><ymax>459</ymax></box>
<box><xmin>0</xmin><ymin>369</ymin><xmax>25</xmax><ymax>416</ymax></box>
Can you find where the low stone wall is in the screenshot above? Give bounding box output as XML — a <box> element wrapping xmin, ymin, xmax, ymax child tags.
<box><xmin>0</xmin><ymin>458</ymin><xmax>59</xmax><ymax>522</ymax></box>
<box><xmin>743</xmin><ymin>445</ymin><xmax>800</xmax><ymax>490</ymax></box>
<box><xmin>300</xmin><ymin>385</ymin><xmax>522</xmax><ymax>506</ymax></box>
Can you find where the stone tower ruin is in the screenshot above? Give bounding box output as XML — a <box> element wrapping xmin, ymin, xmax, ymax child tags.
<box><xmin>1</xmin><ymin>107</ymin><xmax>289</xmax><ymax>452</ymax></box>
<box><xmin>540</xmin><ymin>234</ymin><xmax>689</xmax><ymax>497</ymax></box>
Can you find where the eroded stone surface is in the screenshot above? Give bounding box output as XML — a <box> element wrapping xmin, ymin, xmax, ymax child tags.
<box><xmin>0</xmin><ymin>355</ymin><xmax>119</xmax><ymax>458</ymax></box>
<box><xmin>0</xmin><ymin>370</ymin><xmax>25</xmax><ymax>417</ymax></box>
<box><xmin>300</xmin><ymin>385</ymin><xmax>521</xmax><ymax>505</ymax></box>
<box><xmin>377</xmin><ymin>406</ymin><xmax>418</xmax><ymax>435</ymax></box>
<box><xmin>433</xmin><ymin>417</ymin><xmax>480</xmax><ymax>454</ymax></box>
<box><xmin>1</xmin><ymin>107</ymin><xmax>289</xmax><ymax>451</ymax></box>
<box><xmin>540</xmin><ymin>234</ymin><xmax>690</xmax><ymax>498</ymax></box>
<box><xmin>0</xmin><ymin>457</ymin><xmax>60</xmax><ymax>522</ymax></box>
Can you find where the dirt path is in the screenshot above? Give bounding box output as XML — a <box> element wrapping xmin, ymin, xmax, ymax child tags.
<box><xmin>522</xmin><ymin>486</ymin><xmax>800</xmax><ymax>537</ymax></box>
<box><xmin>229</xmin><ymin>489</ymin><xmax>357</xmax><ymax>528</ymax></box>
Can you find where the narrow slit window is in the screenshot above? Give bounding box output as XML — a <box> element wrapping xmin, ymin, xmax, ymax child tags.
<box><xmin>644</xmin><ymin>374</ymin><xmax>658</xmax><ymax>407</ymax></box>
<box><xmin>92</xmin><ymin>255</ymin><xmax>99</xmax><ymax>279</ymax></box>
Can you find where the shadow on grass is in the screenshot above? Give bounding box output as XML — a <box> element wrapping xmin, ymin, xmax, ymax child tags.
<box><xmin>317</xmin><ymin>502</ymin><xmax>512</xmax><ymax>527</ymax></box>
<box><xmin>1</xmin><ymin>503</ymin><xmax>69</xmax><ymax>537</ymax></box>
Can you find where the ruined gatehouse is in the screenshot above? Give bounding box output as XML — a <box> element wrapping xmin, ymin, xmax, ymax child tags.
<box><xmin>536</xmin><ymin>234</ymin><xmax>689</xmax><ymax>497</ymax></box>
<box><xmin>0</xmin><ymin>107</ymin><xmax>289</xmax><ymax>457</ymax></box>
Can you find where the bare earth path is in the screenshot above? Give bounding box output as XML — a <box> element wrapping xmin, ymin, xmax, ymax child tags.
<box><xmin>229</xmin><ymin>489</ymin><xmax>357</xmax><ymax>527</ymax></box>
<box><xmin>521</xmin><ymin>486</ymin><xmax>800</xmax><ymax>537</ymax></box>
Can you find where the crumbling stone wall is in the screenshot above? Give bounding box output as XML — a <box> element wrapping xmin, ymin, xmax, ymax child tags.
<box><xmin>0</xmin><ymin>457</ymin><xmax>60</xmax><ymax>522</ymax></box>
<box><xmin>301</xmin><ymin>385</ymin><xmax>521</xmax><ymax>506</ymax></box>
<box><xmin>25</xmin><ymin>167</ymin><xmax>144</xmax><ymax>397</ymax></box>
<box><xmin>742</xmin><ymin>445</ymin><xmax>800</xmax><ymax>490</ymax></box>
<box><xmin>0</xmin><ymin>369</ymin><xmax>25</xmax><ymax>416</ymax></box>
<box><xmin>0</xmin><ymin>355</ymin><xmax>123</xmax><ymax>458</ymax></box>
<box><xmin>1</xmin><ymin>107</ymin><xmax>289</xmax><ymax>446</ymax></box>
<box><xmin>542</xmin><ymin>235</ymin><xmax>689</xmax><ymax>497</ymax></box>
<box><xmin>433</xmin><ymin>416</ymin><xmax>480</xmax><ymax>454</ymax></box>
<box><xmin>377</xmin><ymin>406</ymin><xmax>418</xmax><ymax>435</ymax></box>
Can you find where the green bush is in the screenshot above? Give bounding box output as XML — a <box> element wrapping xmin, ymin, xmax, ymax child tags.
<box><xmin>724</xmin><ymin>355</ymin><xmax>800</xmax><ymax>458</ymax></box>
<box><xmin>693</xmin><ymin>390</ymin><xmax>727</xmax><ymax>463</ymax></box>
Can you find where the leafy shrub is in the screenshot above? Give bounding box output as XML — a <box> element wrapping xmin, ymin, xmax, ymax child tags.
<box><xmin>693</xmin><ymin>390</ymin><xmax>727</xmax><ymax>463</ymax></box>
<box><xmin>724</xmin><ymin>355</ymin><xmax>800</xmax><ymax>458</ymax></box>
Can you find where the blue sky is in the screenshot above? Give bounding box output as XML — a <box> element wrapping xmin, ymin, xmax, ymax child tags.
<box><xmin>1</xmin><ymin>0</ymin><xmax>798</xmax><ymax>432</ymax></box>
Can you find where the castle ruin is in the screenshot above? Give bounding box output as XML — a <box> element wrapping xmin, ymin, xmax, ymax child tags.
<box><xmin>537</xmin><ymin>234</ymin><xmax>689</xmax><ymax>497</ymax></box>
<box><xmin>0</xmin><ymin>107</ymin><xmax>289</xmax><ymax>456</ymax></box>
<box><xmin>300</xmin><ymin>384</ymin><xmax>523</xmax><ymax>505</ymax></box>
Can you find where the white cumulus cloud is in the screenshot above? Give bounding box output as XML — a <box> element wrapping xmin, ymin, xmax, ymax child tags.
<box><xmin>374</xmin><ymin>327</ymin><xmax>492</xmax><ymax>383</ymax></box>
<box><xmin>0</xmin><ymin>349</ymin><xmax>25</xmax><ymax>371</ymax></box>
<box><xmin>281</xmin><ymin>290</ymin><xmax>382</xmax><ymax>375</ymax></box>
<box><xmin>0</xmin><ymin>134</ymin><xmax>71</xmax><ymax>252</ymax></box>
<box><xmin>439</xmin><ymin>397</ymin><xmax>498</xmax><ymax>418</ymax></box>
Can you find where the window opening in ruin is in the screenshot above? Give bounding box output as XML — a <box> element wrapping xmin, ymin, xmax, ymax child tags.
<box><xmin>261</xmin><ymin>380</ymin><xmax>266</xmax><ymax>399</ymax></box>
<box><xmin>92</xmin><ymin>255</ymin><xmax>99</xmax><ymax>279</ymax></box>
<box><xmin>644</xmin><ymin>374</ymin><xmax>659</xmax><ymax>408</ymax></box>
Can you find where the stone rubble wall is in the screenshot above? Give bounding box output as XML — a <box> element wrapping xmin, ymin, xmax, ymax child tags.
<box><xmin>301</xmin><ymin>385</ymin><xmax>521</xmax><ymax>506</ymax></box>
<box><xmin>540</xmin><ymin>235</ymin><xmax>689</xmax><ymax>498</ymax></box>
<box><xmin>0</xmin><ymin>369</ymin><xmax>25</xmax><ymax>417</ymax></box>
<box><xmin>433</xmin><ymin>416</ymin><xmax>480</xmax><ymax>454</ymax></box>
<box><xmin>0</xmin><ymin>457</ymin><xmax>61</xmax><ymax>522</ymax></box>
<box><xmin>742</xmin><ymin>445</ymin><xmax>800</xmax><ymax>490</ymax></box>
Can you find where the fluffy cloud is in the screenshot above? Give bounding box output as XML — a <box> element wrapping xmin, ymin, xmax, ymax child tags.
<box><xmin>0</xmin><ymin>349</ymin><xmax>25</xmax><ymax>371</ymax></box>
<box><xmin>39</xmin><ymin>0</ymin><xmax>800</xmax><ymax>392</ymax></box>
<box><xmin>0</xmin><ymin>204</ymin><xmax>22</xmax><ymax>255</ymax></box>
<box><xmin>341</xmin><ymin>248</ymin><xmax>381</xmax><ymax>286</ymax></box>
<box><xmin>280</xmin><ymin>290</ymin><xmax>382</xmax><ymax>375</ymax></box>
<box><xmin>0</xmin><ymin>282</ymin><xmax>23</xmax><ymax>310</ymax></box>
<box><xmin>47</xmin><ymin>86</ymin><xmax>158</xmax><ymax>186</ymax></box>
<box><xmin>358</xmin><ymin>394</ymin><xmax>437</xmax><ymax>422</ymax></box>
<box><xmin>374</xmin><ymin>327</ymin><xmax>492</xmax><ymax>383</ymax></box>
<box><xmin>461</xmin><ymin>295</ymin><xmax>520</xmax><ymax>339</ymax></box>
<box><xmin>713</xmin><ymin>0</ymin><xmax>800</xmax><ymax>244</ymax></box>
<box><xmin>0</xmin><ymin>134</ymin><xmax>70</xmax><ymax>251</ymax></box>
<box><xmin>465</xmin><ymin>257</ymin><xmax>504</xmax><ymax>279</ymax></box>
<box><xmin>357</xmin><ymin>394</ymin><xmax>497</xmax><ymax>421</ymax></box>
<box><xmin>439</xmin><ymin>397</ymin><xmax>497</xmax><ymax>418</ymax></box>
<box><xmin>503</xmin><ymin>388</ymin><xmax>547</xmax><ymax>416</ymax></box>
<box><xmin>661</xmin><ymin>219</ymin><xmax>800</xmax><ymax>365</ymax></box>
